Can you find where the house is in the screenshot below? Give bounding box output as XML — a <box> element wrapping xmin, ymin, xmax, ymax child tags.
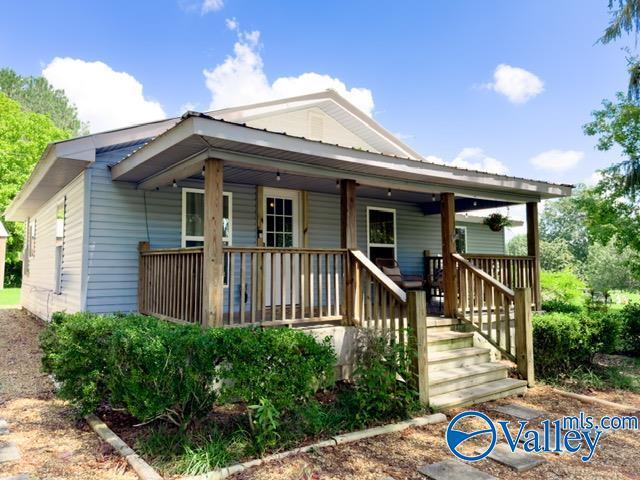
<box><xmin>4</xmin><ymin>89</ymin><xmax>571</xmax><ymax>408</ymax></box>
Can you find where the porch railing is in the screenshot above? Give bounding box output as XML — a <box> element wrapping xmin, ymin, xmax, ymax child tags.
<box><xmin>138</xmin><ymin>243</ymin><xmax>348</xmax><ymax>326</ymax></box>
<box><xmin>463</xmin><ymin>254</ymin><xmax>539</xmax><ymax>309</ymax></box>
<box><xmin>350</xmin><ymin>249</ymin><xmax>408</xmax><ymax>342</ymax></box>
<box><xmin>424</xmin><ymin>252</ymin><xmax>539</xmax><ymax>309</ymax></box>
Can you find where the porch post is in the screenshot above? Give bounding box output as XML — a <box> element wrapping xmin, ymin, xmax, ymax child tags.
<box><xmin>526</xmin><ymin>202</ymin><xmax>542</xmax><ymax>310</ymax></box>
<box><xmin>341</xmin><ymin>179</ymin><xmax>358</xmax><ymax>324</ymax></box>
<box><xmin>441</xmin><ymin>192</ymin><xmax>457</xmax><ymax>317</ymax></box>
<box><xmin>203</xmin><ymin>158</ymin><xmax>225</xmax><ymax>327</ymax></box>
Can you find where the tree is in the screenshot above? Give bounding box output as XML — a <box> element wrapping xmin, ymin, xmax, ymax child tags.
<box><xmin>539</xmin><ymin>192</ymin><xmax>590</xmax><ymax>262</ymax></box>
<box><xmin>583</xmin><ymin>240</ymin><xmax>639</xmax><ymax>299</ymax></box>
<box><xmin>507</xmin><ymin>234</ymin><xmax>576</xmax><ymax>272</ymax></box>
<box><xmin>0</xmin><ymin>93</ymin><xmax>69</xmax><ymax>285</ymax></box>
<box><xmin>0</xmin><ymin>68</ymin><xmax>86</xmax><ymax>136</ymax></box>
<box><xmin>584</xmin><ymin>93</ymin><xmax>640</xmax><ymax>197</ymax></box>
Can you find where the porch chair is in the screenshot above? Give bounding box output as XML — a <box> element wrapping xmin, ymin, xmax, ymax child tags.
<box><xmin>375</xmin><ymin>258</ymin><xmax>425</xmax><ymax>290</ymax></box>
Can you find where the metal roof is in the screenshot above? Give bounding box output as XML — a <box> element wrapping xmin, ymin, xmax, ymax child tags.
<box><xmin>113</xmin><ymin>111</ymin><xmax>574</xmax><ymax>190</ymax></box>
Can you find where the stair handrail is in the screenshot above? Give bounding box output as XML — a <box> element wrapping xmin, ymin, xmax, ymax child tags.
<box><xmin>453</xmin><ymin>253</ymin><xmax>514</xmax><ymax>298</ymax></box>
<box><xmin>349</xmin><ymin>249</ymin><xmax>407</xmax><ymax>303</ymax></box>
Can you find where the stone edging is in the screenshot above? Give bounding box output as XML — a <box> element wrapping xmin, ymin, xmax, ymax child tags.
<box><xmin>179</xmin><ymin>413</ymin><xmax>448</xmax><ymax>480</ymax></box>
<box><xmin>85</xmin><ymin>414</ymin><xmax>163</xmax><ymax>480</ymax></box>
<box><xmin>552</xmin><ymin>388</ymin><xmax>639</xmax><ymax>412</ymax></box>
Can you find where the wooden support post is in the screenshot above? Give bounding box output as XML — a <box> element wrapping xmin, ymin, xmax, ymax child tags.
<box><xmin>203</xmin><ymin>158</ymin><xmax>224</xmax><ymax>327</ymax></box>
<box><xmin>407</xmin><ymin>290</ymin><xmax>429</xmax><ymax>405</ymax></box>
<box><xmin>526</xmin><ymin>202</ymin><xmax>542</xmax><ymax>310</ymax></box>
<box><xmin>341</xmin><ymin>179</ymin><xmax>357</xmax><ymax>325</ymax></box>
<box><xmin>441</xmin><ymin>192</ymin><xmax>457</xmax><ymax>317</ymax></box>
<box><xmin>515</xmin><ymin>287</ymin><xmax>535</xmax><ymax>386</ymax></box>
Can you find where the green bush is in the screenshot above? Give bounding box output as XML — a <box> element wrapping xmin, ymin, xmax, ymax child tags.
<box><xmin>217</xmin><ymin>327</ymin><xmax>335</xmax><ymax>414</ymax></box>
<box><xmin>541</xmin><ymin>299</ymin><xmax>583</xmax><ymax>314</ymax></box>
<box><xmin>619</xmin><ymin>303</ymin><xmax>640</xmax><ymax>355</ymax></box>
<box><xmin>540</xmin><ymin>269</ymin><xmax>586</xmax><ymax>305</ymax></box>
<box><xmin>532</xmin><ymin>311</ymin><xmax>624</xmax><ymax>378</ymax></box>
<box><xmin>339</xmin><ymin>329</ymin><xmax>420</xmax><ymax>426</ymax></box>
<box><xmin>40</xmin><ymin>312</ymin><xmax>336</xmax><ymax>428</ymax></box>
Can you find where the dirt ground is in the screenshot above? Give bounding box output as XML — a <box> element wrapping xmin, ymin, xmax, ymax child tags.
<box><xmin>0</xmin><ymin>308</ymin><xmax>135</xmax><ymax>480</ymax></box>
<box><xmin>1</xmin><ymin>308</ymin><xmax>639</xmax><ymax>480</ymax></box>
<box><xmin>236</xmin><ymin>387</ymin><xmax>640</xmax><ymax>480</ymax></box>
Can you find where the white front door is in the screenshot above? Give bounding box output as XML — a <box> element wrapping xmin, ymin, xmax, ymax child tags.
<box><xmin>263</xmin><ymin>188</ymin><xmax>301</xmax><ymax>308</ymax></box>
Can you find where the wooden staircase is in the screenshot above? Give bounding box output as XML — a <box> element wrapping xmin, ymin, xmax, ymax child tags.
<box><xmin>425</xmin><ymin>317</ymin><xmax>527</xmax><ymax>410</ymax></box>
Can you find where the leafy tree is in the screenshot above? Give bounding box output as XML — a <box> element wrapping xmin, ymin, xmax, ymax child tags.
<box><xmin>539</xmin><ymin>192</ymin><xmax>590</xmax><ymax>262</ymax></box>
<box><xmin>507</xmin><ymin>234</ymin><xmax>576</xmax><ymax>272</ymax></box>
<box><xmin>0</xmin><ymin>93</ymin><xmax>69</xmax><ymax>285</ymax></box>
<box><xmin>599</xmin><ymin>0</ymin><xmax>640</xmax><ymax>45</ymax></box>
<box><xmin>583</xmin><ymin>240</ymin><xmax>639</xmax><ymax>298</ymax></box>
<box><xmin>584</xmin><ymin>93</ymin><xmax>640</xmax><ymax>197</ymax></box>
<box><xmin>0</xmin><ymin>68</ymin><xmax>86</xmax><ymax>136</ymax></box>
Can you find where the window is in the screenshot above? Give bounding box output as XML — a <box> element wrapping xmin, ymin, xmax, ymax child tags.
<box><xmin>54</xmin><ymin>200</ymin><xmax>66</xmax><ymax>294</ymax></box>
<box><xmin>455</xmin><ymin>226</ymin><xmax>467</xmax><ymax>254</ymax></box>
<box><xmin>367</xmin><ymin>207</ymin><xmax>396</xmax><ymax>265</ymax></box>
<box><xmin>181</xmin><ymin>188</ymin><xmax>232</xmax><ymax>247</ymax></box>
<box><xmin>27</xmin><ymin>218</ymin><xmax>36</xmax><ymax>258</ymax></box>
<box><xmin>181</xmin><ymin>188</ymin><xmax>232</xmax><ymax>285</ymax></box>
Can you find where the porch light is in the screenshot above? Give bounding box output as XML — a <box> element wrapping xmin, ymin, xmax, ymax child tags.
<box><xmin>387</xmin><ymin>188</ymin><xmax>391</xmax><ymax>197</ymax></box>
<box><xmin>172</xmin><ymin>179</ymin><xmax>177</xmax><ymax>188</ymax></box>
<box><xmin>276</xmin><ymin>171</ymin><xmax>281</xmax><ymax>182</ymax></box>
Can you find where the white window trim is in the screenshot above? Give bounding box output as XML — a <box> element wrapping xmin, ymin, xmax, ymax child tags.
<box><xmin>366</xmin><ymin>206</ymin><xmax>397</xmax><ymax>259</ymax></box>
<box><xmin>54</xmin><ymin>199</ymin><xmax>66</xmax><ymax>295</ymax></box>
<box><xmin>455</xmin><ymin>226</ymin><xmax>468</xmax><ymax>253</ymax></box>
<box><xmin>181</xmin><ymin>188</ymin><xmax>233</xmax><ymax>248</ymax></box>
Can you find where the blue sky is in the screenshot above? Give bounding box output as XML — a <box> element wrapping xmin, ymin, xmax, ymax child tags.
<box><xmin>0</xmin><ymin>0</ymin><xmax>633</xmax><ymax>187</ymax></box>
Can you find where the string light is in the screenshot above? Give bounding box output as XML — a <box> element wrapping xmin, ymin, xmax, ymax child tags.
<box><xmin>172</xmin><ymin>179</ymin><xmax>177</xmax><ymax>188</ymax></box>
<box><xmin>387</xmin><ymin>188</ymin><xmax>392</xmax><ymax>197</ymax></box>
<box><xmin>432</xmin><ymin>193</ymin><xmax>436</xmax><ymax>202</ymax></box>
<box><xmin>473</xmin><ymin>200</ymin><xmax>478</xmax><ymax>207</ymax></box>
<box><xmin>336</xmin><ymin>179</ymin><xmax>340</xmax><ymax>189</ymax></box>
<box><xmin>276</xmin><ymin>171</ymin><xmax>281</xmax><ymax>182</ymax></box>
<box><xmin>201</xmin><ymin>166</ymin><xmax>205</xmax><ymax>176</ymax></box>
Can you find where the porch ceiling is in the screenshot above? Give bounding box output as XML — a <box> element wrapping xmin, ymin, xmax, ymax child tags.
<box><xmin>110</xmin><ymin>113</ymin><xmax>572</xmax><ymax>204</ymax></box>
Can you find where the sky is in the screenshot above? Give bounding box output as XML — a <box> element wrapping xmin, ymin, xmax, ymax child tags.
<box><xmin>0</xmin><ymin>1</ymin><xmax>634</xmax><ymax>198</ymax></box>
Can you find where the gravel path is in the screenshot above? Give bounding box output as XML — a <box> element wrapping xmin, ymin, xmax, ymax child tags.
<box><xmin>0</xmin><ymin>308</ymin><xmax>135</xmax><ymax>480</ymax></box>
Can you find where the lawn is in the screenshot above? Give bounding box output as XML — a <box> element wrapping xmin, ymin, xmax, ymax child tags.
<box><xmin>0</xmin><ymin>287</ymin><xmax>20</xmax><ymax>306</ymax></box>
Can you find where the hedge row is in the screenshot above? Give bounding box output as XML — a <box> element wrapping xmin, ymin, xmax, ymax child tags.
<box><xmin>533</xmin><ymin>302</ymin><xmax>640</xmax><ymax>377</ymax></box>
<box><xmin>40</xmin><ymin>312</ymin><xmax>336</xmax><ymax>427</ymax></box>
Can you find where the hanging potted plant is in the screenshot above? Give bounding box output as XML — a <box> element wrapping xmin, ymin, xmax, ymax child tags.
<box><xmin>483</xmin><ymin>213</ymin><xmax>513</xmax><ymax>232</ymax></box>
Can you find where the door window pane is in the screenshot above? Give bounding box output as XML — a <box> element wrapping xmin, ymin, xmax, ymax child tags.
<box><xmin>265</xmin><ymin>196</ymin><xmax>295</xmax><ymax>248</ymax></box>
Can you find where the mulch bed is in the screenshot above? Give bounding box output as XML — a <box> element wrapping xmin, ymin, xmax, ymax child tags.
<box><xmin>0</xmin><ymin>308</ymin><xmax>136</xmax><ymax>480</ymax></box>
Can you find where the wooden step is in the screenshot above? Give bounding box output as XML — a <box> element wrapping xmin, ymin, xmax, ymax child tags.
<box><xmin>427</xmin><ymin>331</ymin><xmax>474</xmax><ymax>352</ymax></box>
<box><xmin>426</xmin><ymin>316</ymin><xmax>468</xmax><ymax>332</ymax></box>
<box><xmin>429</xmin><ymin>378</ymin><xmax>528</xmax><ymax>410</ymax></box>
<box><xmin>428</xmin><ymin>347</ymin><xmax>491</xmax><ymax>371</ymax></box>
<box><xmin>428</xmin><ymin>362</ymin><xmax>509</xmax><ymax>396</ymax></box>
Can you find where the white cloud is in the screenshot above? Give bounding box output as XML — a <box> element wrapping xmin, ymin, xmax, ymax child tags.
<box><xmin>529</xmin><ymin>149</ymin><xmax>583</xmax><ymax>172</ymax></box>
<box><xmin>450</xmin><ymin>147</ymin><xmax>509</xmax><ymax>175</ymax></box>
<box><xmin>225</xmin><ymin>17</ymin><xmax>238</xmax><ymax>30</ymax></box>
<box><xmin>484</xmin><ymin>64</ymin><xmax>544</xmax><ymax>104</ymax></box>
<box><xmin>203</xmin><ymin>27</ymin><xmax>375</xmax><ymax>116</ymax></box>
<box><xmin>201</xmin><ymin>0</ymin><xmax>224</xmax><ymax>13</ymax></box>
<box><xmin>42</xmin><ymin>57</ymin><xmax>165</xmax><ymax>133</ymax></box>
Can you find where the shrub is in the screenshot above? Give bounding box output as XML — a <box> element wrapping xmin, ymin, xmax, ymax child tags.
<box><xmin>540</xmin><ymin>269</ymin><xmax>586</xmax><ymax>305</ymax></box>
<box><xmin>619</xmin><ymin>303</ymin><xmax>640</xmax><ymax>355</ymax></box>
<box><xmin>40</xmin><ymin>312</ymin><xmax>336</xmax><ymax>429</ymax></box>
<box><xmin>339</xmin><ymin>329</ymin><xmax>420</xmax><ymax>426</ymax></box>
<box><xmin>217</xmin><ymin>327</ymin><xmax>336</xmax><ymax>414</ymax></box>
<box><xmin>532</xmin><ymin>310</ymin><xmax>625</xmax><ymax>378</ymax></box>
<box><xmin>541</xmin><ymin>299</ymin><xmax>583</xmax><ymax>314</ymax></box>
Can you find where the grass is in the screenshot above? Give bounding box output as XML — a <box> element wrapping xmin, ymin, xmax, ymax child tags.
<box><xmin>0</xmin><ymin>287</ymin><xmax>20</xmax><ymax>306</ymax></box>
<box><xmin>546</xmin><ymin>356</ymin><xmax>640</xmax><ymax>394</ymax></box>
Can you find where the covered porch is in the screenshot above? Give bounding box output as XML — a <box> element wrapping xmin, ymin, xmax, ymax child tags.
<box><xmin>112</xmin><ymin>112</ymin><xmax>569</xmax><ymax>360</ymax></box>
